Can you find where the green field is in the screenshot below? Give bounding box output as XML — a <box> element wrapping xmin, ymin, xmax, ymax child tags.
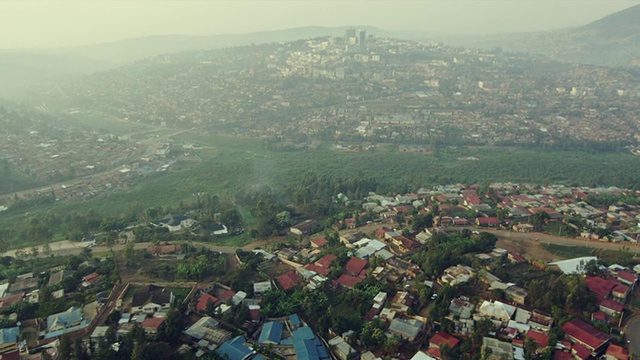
<box><xmin>542</xmin><ymin>243</ymin><xmax>638</xmax><ymax>265</ymax></box>
<box><xmin>2</xmin><ymin>131</ymin><xmax>640</xmax><ymax>249</ymax></box>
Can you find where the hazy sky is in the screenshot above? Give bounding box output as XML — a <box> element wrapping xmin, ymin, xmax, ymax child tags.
<box><xmin>1</xmin><ymin>1</ymin><xmax>639</xmax><ymax>49</ymax></box>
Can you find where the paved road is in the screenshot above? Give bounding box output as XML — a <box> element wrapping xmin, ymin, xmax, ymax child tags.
<box><xmin>625</xmin><ymin>316</ymin><xmax>640</xmax><ymax>357</ymax></box>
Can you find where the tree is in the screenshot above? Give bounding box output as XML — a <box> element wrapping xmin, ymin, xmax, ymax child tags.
<box><xmin>275</xmin><ymin>211</ymin><xmax>291</xmax><ymax>228</ymax></box>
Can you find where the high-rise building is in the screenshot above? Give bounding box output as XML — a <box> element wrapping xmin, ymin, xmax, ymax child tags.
<box><xmin>346</xmin><ymin>28</ymin><xmax>357</xmax><ymax>45</ymax></box>
<box><xmin>359</xmin><ymin>30</ymin><xmax>366</xmax><ymax>50</ymax></box>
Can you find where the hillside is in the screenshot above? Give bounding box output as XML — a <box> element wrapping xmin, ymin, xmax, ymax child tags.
<box><xmin>442</xmin><ymin>4</ymin><xmax>640</xmax><ymax>67</ymax></box>
<box><xmin>0</xmin><ymin>26</ymin><xmax>412</xmax><ymax>99</ymax></box>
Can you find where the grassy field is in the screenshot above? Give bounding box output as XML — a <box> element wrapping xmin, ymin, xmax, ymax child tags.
<box><xmin>2</xmin><ymin>131</ymin><xmax>640</xmax><ymax>249</ymax></box>
<box><xmin>541</xmin><ymin>243</ymin><xmax>639</xmax><ymax>264</ymax></box>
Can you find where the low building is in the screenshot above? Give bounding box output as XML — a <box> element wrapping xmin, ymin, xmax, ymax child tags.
<box><xmin>561</xmin><ymin>318</ymin><xmax>611</xmax><ymax>353</ymax></box>
<box><xmin>141</xmin><ymin>317</ymin><xmax>165</xmax><ymax>335</ymax></box>
<box><xmin>505</xmin><ymin>285</ymin><xmax>528</xmax><ymax>305</ymax></box>
<box><xmin>258</xmin><ymin>321</ymin><xmax>283</xmax><ymax>345</ymax></box>
<box><xmin>253</xmin><ymin>281</ymin><xmax>272</xmax><ymax>297</ymax></box>
<box><xmin>388</xmin><ymin>318</ymin><xmax>423</xmax><ymax>342</ymax></box>
<box><xmin>440</xmin><ymin>265</ymin><xmax>475</xmax><ymax>286</ymax></box>
<box><xmin>328</xmin><ymin>336</ymin><xmax>357</xmax><ymax>360</ymax></box>
<box><xmin>482</xmin><ymin>337</ymin><xmax>514</xmax><ymax>360</ymax></box>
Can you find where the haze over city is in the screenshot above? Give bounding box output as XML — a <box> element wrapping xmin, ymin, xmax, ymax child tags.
<box><xmin>0</xmin><ymin>0</ymin><xmax>639</xmax><ymax>49</ymax></box>
<box><xmin>3</xmin><ymin>1</ymin><xmax>640</xmax><ymax>360</ymax></box>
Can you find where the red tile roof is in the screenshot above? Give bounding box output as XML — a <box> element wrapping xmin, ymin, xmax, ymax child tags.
<box><xmin>218</xmin><ymin>289</ymin><xmax>236</xmax><ymax>303</ymax></box>
<box><xmin>599</xmin><ymin>299</ymin><xmax>624</xmax><ymax>313</ymax></box>
<box><xmin>591</xmin><ymin>311</ymin><xmax>607</xmax><ymax>322</ymax></box>
<box><xmin>0</xmin><ymin>350</ymin><xmax>19</xmax><ymax>360</ymax></box>
<box><xmin>196</xmin><ymin>294</ymin><xmax>221</xmax><ymax>312</ymax></box>
<box><xmin>310</xmin><ymin>237</ymin><xmax>328</xmax><ymax>248</ymax></box>
<box><xmin>605</xmin><ymin>344</ymin><xmax>629</xmax><ymax>360</ymax></box>
<box><xmin>562</xmin><ymin>318</ymin><xmax>611</xmax><ymax>351</ymax></box>
<box><xmin>616</xmin><ymin>270</ymin><xmax>637</xmax><ymax>284</ymax></box>
<box><xmin>335</xmin><ymin>274</ymin><xmax>363</xmax><ymax>288</ymax></box>
<box><xmin>429</xmin><ymin>332</ymin><xmax>460</xmax><ymax>349</ymax></box>
<box><xmin>586</xmin><ymin>276</ymin><xmax>619</xmax><ymax>302</ymax></box>
<box><xmin>315</xmin><ymin>254</ymin><xmax>337</xmax><ymax>268</ymax></box>
<box><xmin>141</xmin><ymin>317</ymin><xmax>165</xmax><ymax>329</ymax></box>
<box><xmin>304</xmin><ymin>263</ymin><xmax>329</xmax><ymax>276</ymax></box>
<box><xmin>612</xmin><ymin>284</ymin><xmax>630</xmax><ymax>297</ymax></box>
<box><xmin>0</xmin><ymin>292</ymin><xmax>24</xmax><ymax>309</ymax></box>
<box><xmin>345</xmin><ymin>257</ymin><xmax>368</xmax><ymax>276</ymax></box>
<box><xmin>425</xmin><ymin>347</ymin><xmax>441</xmax><ymax>358</ymax></box>
<box><xmin>277</xmin><ymin>271</ymin><xmax>301</xmax><ymax>290</ymax></box>
<box><xmin>553</xmin><ymin>350</ymin><xmax>573</xmax><ymax>360</ymax></box>
<box><xmin>571</xmin><ymin>343</ymin><xmax>591</xmax><ymax>360</ymax></box>
<box><xmin>476</xmin><ymin>217</ymin><xmax>499</xmax><ymax>225</ymax></box>
<box><xmin>526</xmin><ymin>330</ymin><xmax>549</xmax><ymax>348</ymax></box>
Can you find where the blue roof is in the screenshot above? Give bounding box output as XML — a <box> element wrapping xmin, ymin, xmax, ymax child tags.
<box><xmin>0</xmin><ymin>327</ymin><xmax>19</xmax><ymax>344</ymax></box>
<box><xmin>46</xmin><ymin>306</ymin><xmax>83</xmax><ymax>332</ymax></box>
<box><xmin>289</xmin><ymin>314</ymin><xmax>301</xmax><ymax>328</ymax></box>
<box><xmin>254</xmin><ymin>356</ymin><xmax>266</xmax><ymax>360</ymax></box>
<box><xmin>294</xmin><ymin>338</ymin><xmax>319</xmax><ymax>360</ymax></box>
<box><xmin>293</xmin><ymin>326</ymin><xmax>315</xmax><ymax>340</ymax></box>
<box><xmin>217</xmin><ymin>336</ymin><xmax>253</xmax><ymax>360</ymax></box>
<box><xmin>290</xmin><ymin>326</ymin><xmax>330</xmax><ymax>360</ymax></box>
<box><xmin>43</xmin><ymin>320</ymin><xmax>90</xmax><ymax>339</ymax></box>
<box><xmin>258</xmin><ymin>322</ymin><xmax>282</xmax><ymax>344</ymax></box>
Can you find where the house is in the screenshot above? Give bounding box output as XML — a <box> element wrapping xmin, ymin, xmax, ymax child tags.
<box><xmin>335</xmin><ymin>274</ymin><xmax>363</xmax><ymax>289</ymax></box>
<box><xmin>505</xmin><ymin>285</ymin><xmax>528</xmax><ymax>305</ymax></box>
<box><xmin>290</xmin><ymin>326</ymin><xmax>331</xmax><ymax>360</ymax></box>
<box><xmin>156</xmin><ymin>214</ymin><xmax>197</xmax><ymax>232</ymax></box>
<box><xmin>512</xmin><ymin>223</ymin><xmax>534</xmax><ymax>232</ymax></box>
<box><xmin>147</xmin><ymin>244</ymin><xmax>182</xmax><ymax>256</ymax></box>
<box><xmin>196</xmin><ymin>294</ymin><xmax>221</xmax><ymax>312</ymax></box>
<box><xmin>310</xmin><ymin>237</ymin><xmax>328</xmax><ymax>248</ymax></box>
<box><xmin>47</xmin><ymin>306</ymin><xmax>83</xmax><ymax>333</ymax></box>
<box><xmin>0</xmin><ymin>327</ymin><xmax>19</xmax><ymax>352</ymax></box>
<box><xmin>410</xmin><ymin>351</ymin><xmax>438</xmax><ymax>360</ymax></box>
<box><xmin>277</xmin><ymin>271</ymin><xmax>301</xmax><ymax>291</ymax></box>
<box><xmin>0</xmin><ymin>293</ymin><xmax>24</xmax><ymax>310</ymax></box>
<box><xmin>605</xmin><ymin>344</ymin><xmax>629</xmax><ymax>360</ymax></box>
<box><xmin>440</xmin><ymin>265</ymin><xmax>475</xmax><ymax>286</ymax></box>
<box><xmin>131</xmin><ymin>285</ymin><xmax>174</xmax><ymax>314</ymax></box>
<box><xmin>48</xmin><ymin>270</ymin><xmax>76</xmax><ymax>287</ymax></box>
<box><xmin>82</xmin><ymin>272</ymin><xmax>103</xmax><ymax>288</ymax></box>
<box><xmin>328</xmin><ymin>336</ymin><xmax>357</xmax><ymax>360</ymax></box>
<box><xmin>183</xmin><ymin>316</ymin><xmax>232</xmax><ymax>345</ymax></box>
<box><xmin>475</xmin><ymin>217</ymin><xmax>499</xmax><ymax>227</ymax></box>
<box><xmin>586</xmin><ymin>276</ymin><xmax>619</xmax><ymax>302</ymax></box>
<box><xmin>561</xmin><ymin>318</ymin><xmax>611</xmax><ymax>352</ymax></box>
<box><xmin>526</xmin><ymin>330</ymin><xmax>549</xmax><ymax>348</ymax></box>
<box><xmin>141</xmin><ymin>317</ymin><xmax>165</xmax><ymax>335</ymax></box>
<box><xmin>258</xmin><ymin>321</ymin><xmax>283</xmax><ymax>344</ymax></box>
<box><xmin>476</xmin><ymin>300</ymin><xmax>516</xmax><ymax>325</ymax></box>
<box><xmin>290</xmin><ymin>220</ymin><xmax>320</xmax><ymax>236</ymax></box>
<box><xmin>253</xmin><ymin>281</ymin><xmax>272</xmax><ymax>297</ymax></box>
<box><xmin>599</xmin><ymin>299</ymin><xmax>624</xmax><ymax>317</ymax></box>
<box><xmin>427</xmin><ymin>332</ymin><xmax>459</xmax><ymax>358</ymax></box>
<box><xmin>216</xmin><ymin>336</ymin><xmax>255</xmax><ymax>360</ymax></box>
<box><xmin>8</xmin><ymin>275</ymin><xmax>39</xmax><ymax>294</ymax></box>
<box><xmin>615</xmin><ymin>270</ymin><xmax>637</xmax><ymax>288</ymax></box>
<box><xmin>482</xmin><ymin>337</ymin><xmax>514</xmax><ymax>360</ymax></box>
<box><xmin>344</xmin><ymin>257</ymin><xmax>368</xmax><ymax>277</ymax></box>
<box><xmin>388</xmin><ymin>318</ymin><xmax>423</xmax><ymax>342</ymax></box>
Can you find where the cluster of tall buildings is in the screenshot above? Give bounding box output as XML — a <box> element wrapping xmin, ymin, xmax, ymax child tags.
<box><xmin>345</xmin><ymin>28</ymin><xmax>366</xmax><ymax>50</ymax></box>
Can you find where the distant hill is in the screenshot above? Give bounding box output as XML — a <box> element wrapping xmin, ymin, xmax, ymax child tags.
<box><xmin>0</xmin><ymin>26</ymin><xmax>424</xmax><ymax>99</ymax></box>
<box><xmin>441</xmin><ymin>4</ymin><xmax>640</xmax><ymax>67</ymax></box>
